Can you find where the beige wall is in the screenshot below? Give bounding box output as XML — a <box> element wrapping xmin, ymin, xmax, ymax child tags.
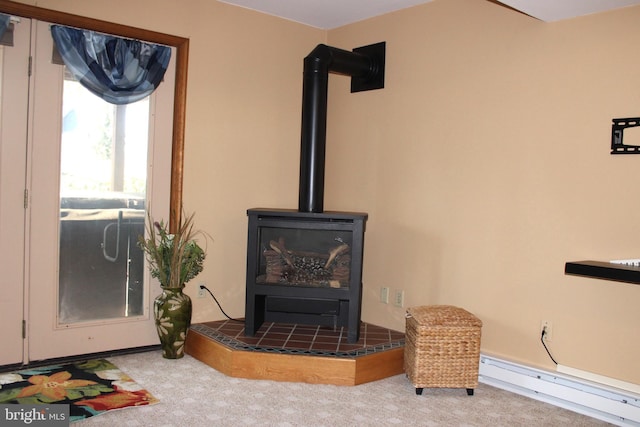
<box><xmin>327</xmin><ymin>0</ymin><xmax>640</xmax><ymax>384</ymax></box>
<box><xmin>15</xmin><ymin>0</ymin><xmax>640</xmax><ymax>384</ymax></box>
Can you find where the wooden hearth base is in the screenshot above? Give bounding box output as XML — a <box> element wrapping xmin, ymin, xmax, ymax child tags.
<box><xmin>185</xmin><ymin>321</ymin><xmax>405</xmax><ymax>386</ymax></box>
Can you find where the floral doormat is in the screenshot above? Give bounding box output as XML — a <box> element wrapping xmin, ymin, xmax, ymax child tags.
<box><xmin>0</xmin><ymin>359</ymin><xmax>158</xmax><ymax>422</ymax></box>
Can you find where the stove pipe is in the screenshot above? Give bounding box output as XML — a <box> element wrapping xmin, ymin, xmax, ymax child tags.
<box><xmin>298</xmin><ymin>43</ymin><xmax>385</xmax><ymax>213</ymax></box>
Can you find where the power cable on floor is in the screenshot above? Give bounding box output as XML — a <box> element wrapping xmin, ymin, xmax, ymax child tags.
<box><xmin>199</xmin><ymin>285</ymin><xmax>244</xmax><ymax>323</ymax></box>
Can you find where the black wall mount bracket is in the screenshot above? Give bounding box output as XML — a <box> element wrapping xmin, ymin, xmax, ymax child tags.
<box><xmin>611</xmin><ymin>117</ymin><xmax>640</xmax><ymax>154</ymax></box>
<box><xmin>351</xmin><ymin>42</ymin><xmax>386</xmax><ymax>93</ymax></box>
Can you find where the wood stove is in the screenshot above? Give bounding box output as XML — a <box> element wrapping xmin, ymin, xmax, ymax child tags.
<box><xmin>244</xmin><ymin>42</ymin><xmax>384</xmax><ymax>343</ymax></box>
<box><xmin>245</xmin><ymin>208</ymin><xmax>366</xmax><ymax>343</ymax></box>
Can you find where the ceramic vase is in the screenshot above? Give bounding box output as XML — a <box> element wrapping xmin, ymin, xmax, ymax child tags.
<box><xmin>153</xmin><ymin>286</ymin><xmax>192</xmax><ymax>359</ymax></box>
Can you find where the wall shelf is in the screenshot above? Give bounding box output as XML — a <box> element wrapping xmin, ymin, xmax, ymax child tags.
<box><xmin>564</xmin><ymin>260</ymin><xmax>640</xmax><ymax>285</ymax></box>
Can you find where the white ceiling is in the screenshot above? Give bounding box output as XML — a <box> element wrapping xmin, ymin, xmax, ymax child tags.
<box><xmin>217</xmin><ymin>0</ymin><xmax>640</xmax><ymax>29</ymax></box>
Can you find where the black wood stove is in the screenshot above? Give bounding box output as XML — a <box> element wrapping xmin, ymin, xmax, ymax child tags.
<box><xmin>245</xmin><ymin>208</ymin><xmax>366</xmax><ymax>343</ymax></box>
<box><xmin>244</xmin><ymin>42</ymin><xmax>385</xmax><ymax>343</ymax></box>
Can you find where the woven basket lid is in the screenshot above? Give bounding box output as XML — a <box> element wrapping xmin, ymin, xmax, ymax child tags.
<box><xmin>406</xmin><ymin>305</ymin><xmax>482</xmax><ymax>327</ymax></box>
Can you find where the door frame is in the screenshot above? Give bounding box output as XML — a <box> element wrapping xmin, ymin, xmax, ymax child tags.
<box><xmin>0</xmin><ymin>0</ymin><xmax>188</xmax><ymax>229</ymax></box>
<box><xmin>0</xmin><ymin>15</ymin><xmax>30</xmax><ymax>366</ymax></box>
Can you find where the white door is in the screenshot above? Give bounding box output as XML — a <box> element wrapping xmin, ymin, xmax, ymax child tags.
<box><xmin>2</xmin><ymin>19</ymin><xmax>175</xmax><ymax>363</ymax></box>
<box><xmin>0</xmin><ymin>16</ymin><xmax>30</xmax><ymax>366</ymax></box>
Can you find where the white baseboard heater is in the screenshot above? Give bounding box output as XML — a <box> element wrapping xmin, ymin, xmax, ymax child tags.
<box><xmin>478</xmin><ymin>354</ymin><xmax>640</xmax><ymax>426</ymax></box>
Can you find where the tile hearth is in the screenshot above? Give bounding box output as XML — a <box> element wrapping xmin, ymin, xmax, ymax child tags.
<box><xmin>185</xmin><ymin>320</ymin><xmax>406</xmax><ymax>386</ymax></box>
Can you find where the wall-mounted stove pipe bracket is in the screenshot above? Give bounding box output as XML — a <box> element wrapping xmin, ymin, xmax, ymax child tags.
<box><xmin>299</xmin><ymin>42</ymin><xmax>386</xmax><ymax>213</ymax></box>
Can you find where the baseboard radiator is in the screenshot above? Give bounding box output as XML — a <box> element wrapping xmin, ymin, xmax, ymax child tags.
<box><xmin>478</xmin><ymin>354</ymin><xmax>640</xmax><ymax>426</ymax></box>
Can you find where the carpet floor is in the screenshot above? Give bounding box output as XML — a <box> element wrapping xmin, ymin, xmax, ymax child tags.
<box><xmin>74</xmin><ymin>350</ymin><xmax>613</xmax><ymax>426</ymax></box>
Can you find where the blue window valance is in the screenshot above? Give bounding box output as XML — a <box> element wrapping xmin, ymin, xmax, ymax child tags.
<box><xmin>50</xmin><ymin>25</ymin><xmax>171</xmax><ymax>105</ymax></box>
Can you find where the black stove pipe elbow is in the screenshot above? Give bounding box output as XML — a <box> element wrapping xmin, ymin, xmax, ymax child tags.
<box><xmin>298</xmin><ymin>43</ymin><xmax>385</xmax><ymax>213</ymax></box>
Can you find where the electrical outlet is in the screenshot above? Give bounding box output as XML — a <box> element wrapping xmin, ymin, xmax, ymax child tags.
<box><xmin>541</xmin><ymin>320</ymin><xmax>553</xmax><ymax>341</ymax></box>
<box><xmin>394</xmin><ymin>290</ymin><xmax>404</xmax><ymax>307</ymax></box>
<box><xmin>380</xmin><ymin>287</ymin><xmax>389</xmax><ymax>304</ymax></box>
<box><xmin>198</xmin><ymin>283</ymin><xmax>206</xmax><ymax>299</ymax></box>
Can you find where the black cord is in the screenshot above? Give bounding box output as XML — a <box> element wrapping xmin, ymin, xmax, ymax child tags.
<box><xmin>541</xmin><ymin>329</ymin><xmax>558</xmax><ymax>365</ymax></box>
<box><xmin>200</xmin><ymin>285</ymin><xmax>244</xmax><ymax>323</ymax></box>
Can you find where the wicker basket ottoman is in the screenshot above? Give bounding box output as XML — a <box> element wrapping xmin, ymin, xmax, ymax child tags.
<box><xmin>404</xmin><ymin>305</ymin><xmax>482</xmax><ymax>396</ymax></box>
